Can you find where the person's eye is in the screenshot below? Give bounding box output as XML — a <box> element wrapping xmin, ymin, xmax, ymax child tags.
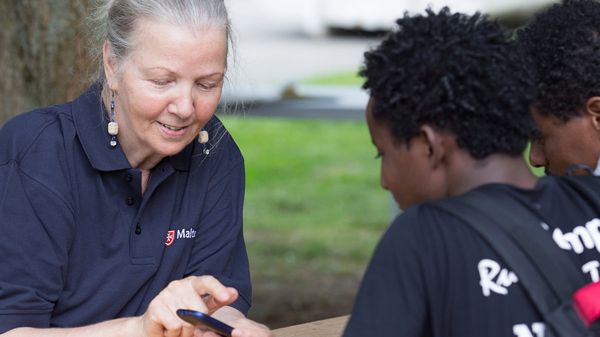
<box><xmin>198</xmin><ymin>83</ymin><xmax>215</xmax><ymax>90</ymax></box>
<box><xmin>374</xmin><ymin>151</ymin><xmax>383</xmax><ymax>159</ymax></box>
<box><xmin>197</xmin><ymin>81</ymin><xmax>219</xmax><ymax>90</ymax></box>
<box><xmin>150</xmin><ymin>79</ymin><xmax>171</xmax><ymax>86</ymax></box>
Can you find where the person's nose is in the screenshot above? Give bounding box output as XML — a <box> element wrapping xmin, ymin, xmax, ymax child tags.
<box><xmin>529</xmin><ymin>140</ymin><xmax>547</xmax><ymax>168</ymax></box>
<box><xmin>169</xmin><ymin>86</ymin><xmax>195</xmax><ymax>119</ymax></box>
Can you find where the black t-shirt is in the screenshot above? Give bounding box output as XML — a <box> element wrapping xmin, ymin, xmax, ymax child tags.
<box><xmin>344</xmin><ymin>177</ymin><xmax>600</xmax><ymax>337</ymax></box>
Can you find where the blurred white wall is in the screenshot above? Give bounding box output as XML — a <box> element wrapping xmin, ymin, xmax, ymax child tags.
<box><xmin>227</xmin><ymin>0</ymin><xmax>558</xmax><ymax>36</ymax></box>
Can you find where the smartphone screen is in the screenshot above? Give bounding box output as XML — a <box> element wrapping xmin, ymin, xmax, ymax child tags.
<box><xmin>176</xmin><ymin>309</ymin><xmax>234</xmax><ymax>337</ymax></box>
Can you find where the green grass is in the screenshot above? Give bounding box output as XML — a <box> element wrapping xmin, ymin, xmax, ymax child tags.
<box><xmin>220</xmin><ymin>116</ymin><xmax>390</xmax><ymax>326</ymax></box>
<box><xmin>302</xmin><ymin>70</ymin><xmax>365</xmax><ymax>87</ymax></box>
<box><xmin>221</xmin><ymin>116</ymin><xmax>389</xmax><ymax>280</ymax></box>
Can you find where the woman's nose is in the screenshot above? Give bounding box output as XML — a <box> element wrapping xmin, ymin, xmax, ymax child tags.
<box><xmin>169</xmin><ymin>87</ymin><xmax>195</xmax><ymax>118</ymax></box>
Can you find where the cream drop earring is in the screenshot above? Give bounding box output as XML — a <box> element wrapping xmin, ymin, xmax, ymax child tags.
<box><xmin>198</xmin><ymin>130</ymin><xmax>210</xmax><ymax>155</ymax></box>
<box><xmin>198</xmin><ymin>130</ymin><xmax>209</xmax><ymax>144</ymax></box>
<box><xmin>107</xmin><ymin>91</ymin><xmax>119</xmax><ymax>148</ymax></box>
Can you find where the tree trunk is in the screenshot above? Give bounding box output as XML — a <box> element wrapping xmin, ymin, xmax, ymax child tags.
<box><xmin>0</xmin><ymin>0</ymin><xmax>93</xmax><ymax>124</ymax></box>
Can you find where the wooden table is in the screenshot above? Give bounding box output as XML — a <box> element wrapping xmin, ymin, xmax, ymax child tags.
<box><xmin>272</xmin><ymin>315</ymin><xmax>349</xmax><ymax>337</ymax></box>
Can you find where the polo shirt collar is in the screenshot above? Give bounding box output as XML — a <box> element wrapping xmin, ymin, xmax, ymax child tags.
<box><xmin>72</xmin><ymin>84</ymin><xmax>191</xmax><ymax>172</ymax></box>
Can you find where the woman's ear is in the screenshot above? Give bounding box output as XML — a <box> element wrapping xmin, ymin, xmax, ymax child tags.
<box><xmin>585</xmin><ymin>97</ymin><xmax>600</xmax><ymax>131</ymax></box>
<box><xmin>419</xmin><ymin>124</ymin><xmax>445</xmax><ymax>169</ymax></box>
<box><xmin>102</xmin><ymin>41</ymin><xmax>119</xmax><ymax>91</ymax></box>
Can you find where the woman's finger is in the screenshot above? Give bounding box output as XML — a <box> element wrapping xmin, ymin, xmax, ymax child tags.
<box><xmin>190</xmin><ymin>276</ymin><xmax>233</xmax><ymax>301</ymax></box>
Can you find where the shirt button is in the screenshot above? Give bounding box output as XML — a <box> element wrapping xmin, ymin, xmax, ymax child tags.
<box><xmin>124</xmin><ymin>174</ymin><xmax>133</xmax><ymax>183</ymax></box>
<box><xmin>135</xmin><ymin>224</ymin><xmax>142</xmax><ymax>235</ymax></box>
<box><xmin>126</xmin><ymin>196</ymin><xmax>134</xmax><ymax>205</ymax></box>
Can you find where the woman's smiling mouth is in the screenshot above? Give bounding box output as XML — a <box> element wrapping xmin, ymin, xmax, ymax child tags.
<box><xmin>157</xmin><ymin>121</ymin><xmax>190</xmax><ymax>138</ymax></box>
<box><xmin>157</xmin><ymin>121</ymin><xmax>187</xmax><ymax>132</ymax></box>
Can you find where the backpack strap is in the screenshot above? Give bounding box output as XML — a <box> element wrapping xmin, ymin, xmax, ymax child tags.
<box><xmin>433</xmin><ymin>187</ymin><xmax>588</xmax><ymax>337</ymax></box>
<box><xmin>563</xmin><ymin>175</ymin><xmax>600</xmax><ymax>210</ymax></box>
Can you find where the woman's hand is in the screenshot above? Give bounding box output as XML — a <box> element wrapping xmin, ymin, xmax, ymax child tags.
<box><xmin>230</xmin><ymin>317</ymin><xmax>272</xmax><ymax>337</ymax></box>
<box><xmin>208</xmin><ymin>306</ymin><xmax>273</xmax><ymax>337</ymax></box>
<box><xmin>138</xmin><ymin>275</ymin><xmax>238</xmax><ymax>337</ymax></box>
<box><xmin>0</xmin><ymin>275</ymin><xmax>269</xmax><ymax>337</ymax></box>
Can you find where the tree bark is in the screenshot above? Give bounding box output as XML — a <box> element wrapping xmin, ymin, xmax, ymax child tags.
<box><xmin>0</xmin><ymin>0</ymin><xmax>93</xmax><ymax>124</ymax></box>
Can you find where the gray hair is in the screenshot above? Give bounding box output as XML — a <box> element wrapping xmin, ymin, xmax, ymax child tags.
<box><xmin>88</xmin><ymin>0</ymin><xmax>231</xmax><ymax>86</ymax></box>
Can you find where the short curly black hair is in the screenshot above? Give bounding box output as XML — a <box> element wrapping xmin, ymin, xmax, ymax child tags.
<box><xmin>361</xmin><ymin>8</ymin><xmax>536</xmax><ymax>159</ymax></box>
<box><xmin>518</xmin><ymin>0</ymin><xmax>600</xmax><ymax>122</ymax></box>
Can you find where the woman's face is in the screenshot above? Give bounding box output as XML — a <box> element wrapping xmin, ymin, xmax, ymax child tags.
<box><xmin>104</xmin><ymin>18</ymin><xmax>227</xmax><ymax>167</ymax></box>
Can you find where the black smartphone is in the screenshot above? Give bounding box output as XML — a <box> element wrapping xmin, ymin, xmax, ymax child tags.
<box><xmin>176</xmin><ymin>309</ymin><xmax>234</xmax><ymax>337</ymax></box>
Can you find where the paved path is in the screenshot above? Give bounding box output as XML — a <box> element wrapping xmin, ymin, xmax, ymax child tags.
<box><xmin>228</xmin><ymin>96</ymin><xmax>365</xmax><ymax>121</ymax></box>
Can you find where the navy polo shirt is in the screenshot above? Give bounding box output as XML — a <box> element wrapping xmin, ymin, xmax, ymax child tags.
<box><xmin>0</xmin><ymin>86</ymin><xmax>251</xmax><ymax>331</ymax></box>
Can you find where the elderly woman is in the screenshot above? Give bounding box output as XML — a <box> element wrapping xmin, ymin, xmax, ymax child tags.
<box><xmin>0</xmin><ymin>1</ymin><xmax>270</xmax><ymax>336</ymax></box>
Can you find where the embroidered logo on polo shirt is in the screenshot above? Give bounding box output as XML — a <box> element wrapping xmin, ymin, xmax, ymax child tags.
<box><xmin>165</xmin><ymin>228</ymin><xmax>197</xmax><ymax>246</ymax></box>
<box><xmin>165</xmin><ymin>230</ymin><xmax>176</xmax><ymax>246</ymax></box>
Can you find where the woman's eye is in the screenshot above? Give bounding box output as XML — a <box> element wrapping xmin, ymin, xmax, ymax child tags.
<box><xmin>151</xmin><ymin>79</ymin><xmax>170</xmax><ymax>86</ymax></box>
<box><xmin>197</xmin><ymin>82</ymin><xmax>217</xmax><ymax>90</ymax></box>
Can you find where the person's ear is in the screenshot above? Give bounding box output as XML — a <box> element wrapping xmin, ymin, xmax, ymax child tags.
<box><xmin>102</xmin><ymin>41</ymin><xmax>119</xmax><ymax>92</ymax></box>
<box><xmin>419</xmin><ymin>124</ymin><xmax>445</xmax><ymax>169</ymax></box>
<box><xmin>585</xmin><ymin>97</ymin><xmax>600</xmax><ymax>131</ymax></box>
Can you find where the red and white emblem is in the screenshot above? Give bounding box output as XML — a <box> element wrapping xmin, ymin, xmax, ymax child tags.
<box><xmin>165</xmin><ymin>230</ymin><xmax>175</xmax><ymax>246</ymax></box>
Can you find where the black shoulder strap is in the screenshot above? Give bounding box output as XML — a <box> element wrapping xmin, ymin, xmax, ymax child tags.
<box><xmin>563</xmin><ymin>175</ymin><xmax>600</xmax><ymax>210</ymax></box>
<box><xmin>433</xmin><ymin>187</ymin><xmax>588</xmax><ymax>337</ymax></box>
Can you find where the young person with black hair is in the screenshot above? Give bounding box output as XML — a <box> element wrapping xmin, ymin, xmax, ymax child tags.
<box><xmin>518</xmin><ymin>0</ymin><xmax>600</xmax><ymax>177</ymax></box>
<box><xmin>343</xmin><ymin>8</ymin><xmax>600</xmax><ymax>337</ymax></box>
